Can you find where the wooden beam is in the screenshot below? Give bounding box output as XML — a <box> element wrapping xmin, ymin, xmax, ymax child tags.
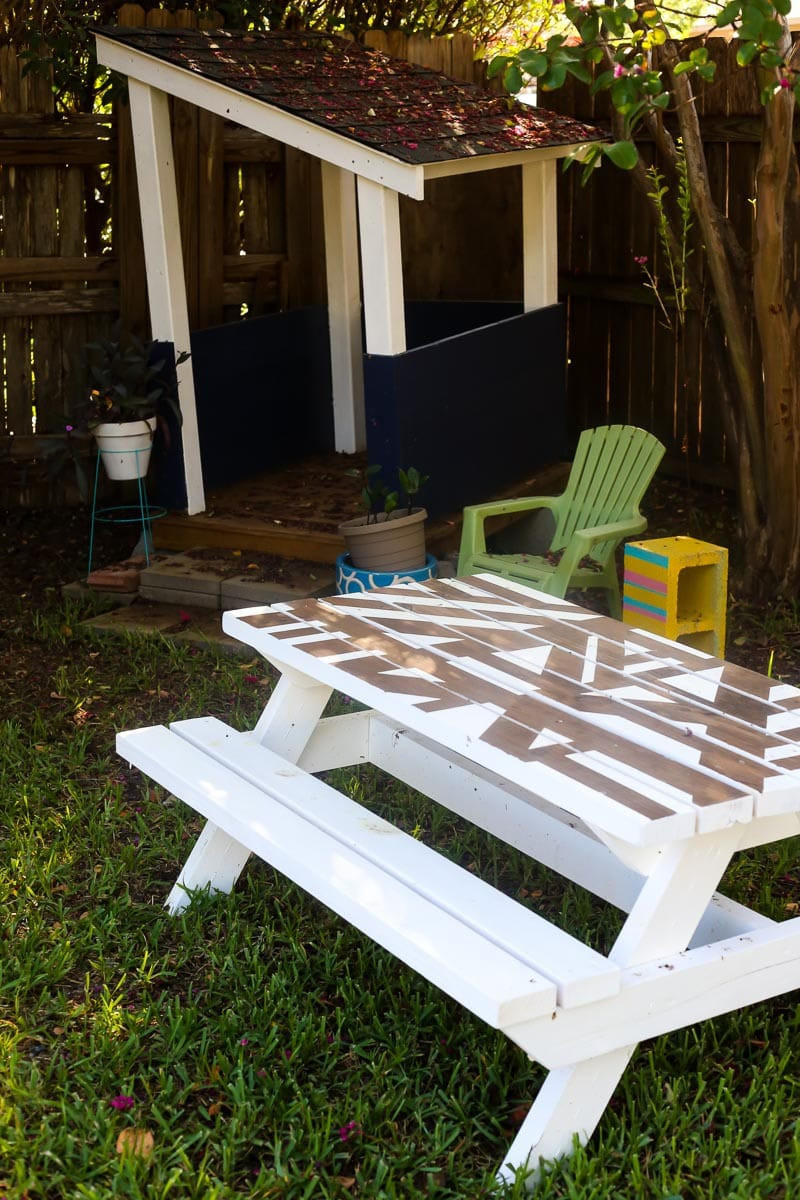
<box><xmin>522</xmin><ymin>160</ymin><xmax>558</xmax><ymax>312</ymax></box>
<box><xmin>0</xmin><ymin>289</ymin><xmax>119</xmax><ymax>316</ymax></box>
<box><xmin>423</xmin><ymin>142</ymin><xmax>587</xmax><ymax>181</ymax></box>
<box><xmin>127</xmin><ymin>78</ymin><xmax>205</xmax><ymax>515</ymax></box>
<box><xmin>222</xmin><ymin>252</ymin><xmax>287</xmax><ymax>279</ymax></box>
<box><xmin>222</xmin><ymin>128</ymin><xmax>284</xmax><ymax>162</ymax></box>
<box><xmin>356</xmin><ymin>176</ymin><xmax>406</xmax><ymax>356</ymax></box>
<box><xmin>321</xmin><ymin>163</ymin><xmax>366</xmax><ymax>452</ymax></box>
<box><xmin>0</xmin><ymin>256</ymin><xmax>120</xmax><ymax>282</ymax></box>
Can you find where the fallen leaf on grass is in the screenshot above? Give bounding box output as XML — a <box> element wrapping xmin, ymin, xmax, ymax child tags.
<box><xmin>116</xmin><ymin>1128</ymin><xmax>154</xmax><ymax>1158</ymax></box>
<box><xmin>334</xmin><ymin>1178</ymin><xmax>356</xmax><ymax>1190</ymax></box>
<box><xmin>509</xmin><ymin>1103</ymin><xmax>531</xmax><ymax>1127</ymax></box>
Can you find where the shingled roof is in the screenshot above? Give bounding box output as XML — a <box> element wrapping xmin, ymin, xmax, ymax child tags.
<box><xmin>98</xmin><ymin>27</ymin><xmax>603</xmax><ymax>166</ymax></box>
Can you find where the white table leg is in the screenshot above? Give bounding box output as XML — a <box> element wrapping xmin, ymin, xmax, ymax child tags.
<box><xmin>498</xmin><ymin>1046</ymin><xmax>635</xmax><ymax>1185</ymax></box>
<box><xmin>503</xmin><ymin>826</ymin><xmax>743</xmax><ymax>1187</ymax></box>
<box><xmin>166</xmin><ymin>672</ymin><xmax>333</xmax><ymax>912</ymax></box>
<box><xmin>166</xmin><ymin>821</ymin><xmax>253</xmax><ymax>914</ymax></box>
<box><xmin>252</xmin><ymin>670</ymin><xmax>333</xmax><ymax>756</ymax></box>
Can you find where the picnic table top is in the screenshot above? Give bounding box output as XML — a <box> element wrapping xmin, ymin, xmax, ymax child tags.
<box><xmin>223</xmin><ymin>574</ymin><xmax>800</xmax><ymax>848</ymax></box>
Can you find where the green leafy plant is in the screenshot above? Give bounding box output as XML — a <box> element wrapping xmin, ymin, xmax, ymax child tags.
<box><xmin>73</xmin><ymin>329</ymin><xmax>189</xmax><ymax>430</ymax></box>
<box><xmin>397</xmin><ymin>466</ymin><xmax>430</xmax><ymax>515</ymax></box>
<box><xmin>635</xmin><ymin>145</ymin><xmax>693</xmax><ymax>335</ymax></box>
<box><xmin>346</xmin><ymin>464</ymin><xmax>429</xmax><ymax>523</ymax></box>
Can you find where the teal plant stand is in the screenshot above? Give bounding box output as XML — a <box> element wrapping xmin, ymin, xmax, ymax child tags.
<box><xmin>87</xmin><ymin>448</ymin><xmax>166</xmax><ymax>579</ymax></box>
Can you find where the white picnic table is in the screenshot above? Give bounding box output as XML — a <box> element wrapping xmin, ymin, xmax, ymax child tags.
<box><xmin>117</xmin><ymin>574</ymin><xmax>800</xmax><ymax>1185</ymax></box>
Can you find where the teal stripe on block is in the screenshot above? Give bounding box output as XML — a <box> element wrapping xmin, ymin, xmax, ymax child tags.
<box><xmin>623</xmin><ymin>595</ymin><xmax>667</xmax><ymax>620</ymax></box>
<box><xmin>625</xmin><ymin>544</ymin><xmax>670</xmax><ymax>569</ymax></box>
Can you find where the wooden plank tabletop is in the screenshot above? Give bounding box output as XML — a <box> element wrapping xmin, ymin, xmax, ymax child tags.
<box><xmin>223</xmin><ymin>576</ymin><xmax>800</xmax><ymax>846</ymax></box>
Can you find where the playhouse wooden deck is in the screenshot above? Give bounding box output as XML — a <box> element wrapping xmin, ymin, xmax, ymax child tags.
<box><xmin>152</xmin><ymin>454</ymin><xmax>570</xmax><ymax>563</ymax></box>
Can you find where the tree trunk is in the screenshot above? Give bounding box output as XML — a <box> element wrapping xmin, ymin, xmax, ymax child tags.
<box><xmin>753</xmin><ymin>77</ymin><xmax>800</xmax><ymax>591</ymax></box>
<box><xmin>653</xmin><ymin>41</ymin><xmax>775</xmax><ymax>592</ymax></box>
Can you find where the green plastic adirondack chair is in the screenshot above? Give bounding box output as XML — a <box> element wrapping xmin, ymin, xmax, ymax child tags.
<box><xmin>457</xmin><ymin>425</ymin><xmax>665</xmax><ymax>618</ymax></box>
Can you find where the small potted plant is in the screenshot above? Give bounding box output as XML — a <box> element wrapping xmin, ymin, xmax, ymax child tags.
<box><xmin>72</xmin><ymin>329</ymin><xmax>189</xmax><ymax>481</ymax></box>
<box><xmin>336</xmin><ymin>465</ymin><xmax>437</xmax><ymax>593</ymax></box>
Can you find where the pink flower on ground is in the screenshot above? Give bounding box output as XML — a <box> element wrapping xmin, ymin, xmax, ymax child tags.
<box><xmin>780</xmin><ymin>77</ymin><xmax>792</xmax><ymax>88</ymax></box>
<box><xmin>110</xmin><ymin>1094</ymin><xmax>135</xmax><ymax>1110</ymax></box>
<box><xmin>339</xmin><ymin>1120</ymin><xmax>361</xmax><ymax>1142</ymax></box>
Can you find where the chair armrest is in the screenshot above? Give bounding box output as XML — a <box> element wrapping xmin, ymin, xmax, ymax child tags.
<box><xmin>459</xmin><ymin>496</ymin><xmax>563</xmax><ymax>567</ymax></box>
<box><xmin>571</xmin><ymin>516</ymin><xmax>647</xmax><ymax>549</ymax></box>
<box><xmin>549</xmin><ymin>517</ymin><xmax>647</xmax><ymax>586</ymax></box>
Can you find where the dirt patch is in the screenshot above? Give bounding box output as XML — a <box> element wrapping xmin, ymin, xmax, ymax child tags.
<box><xmin>182</xmin><ymin>546</ymin><xmax>327</xmax><ymax>586</ymax></box>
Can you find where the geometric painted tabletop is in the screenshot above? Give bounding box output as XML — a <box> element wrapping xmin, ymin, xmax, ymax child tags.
<box><xmin>226</xmin><ymin>575</ymin><xmax>800</xmax><ymax>847</ymax></box>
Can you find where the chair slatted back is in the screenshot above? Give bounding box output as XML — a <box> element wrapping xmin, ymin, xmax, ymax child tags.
<box><xmin>552</xmin><ymin>426</ymin><xmax>665</xmax><ymax>557</ymax></box>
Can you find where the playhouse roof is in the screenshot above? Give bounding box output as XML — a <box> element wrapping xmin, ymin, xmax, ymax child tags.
<box><xmin>97</xmin><ymin>27</ymin><xmax>603</xmax><ymax>167</ymax></box>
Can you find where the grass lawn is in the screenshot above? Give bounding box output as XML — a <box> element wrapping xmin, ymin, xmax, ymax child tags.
<box><xmin>2</xmin><ymin>491</ymin><xmax>800</xmax><ymax>1199</ymax></box>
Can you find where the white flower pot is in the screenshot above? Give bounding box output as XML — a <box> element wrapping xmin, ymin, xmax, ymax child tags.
<box><xmin>92</xmin><ymin>417</ymin><xmax>156</xmax><ymax>481</ymax></box>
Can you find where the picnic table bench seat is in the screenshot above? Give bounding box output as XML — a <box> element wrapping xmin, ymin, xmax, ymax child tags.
<box><xmin>119</xmin><ymin>718</ymin><xmax>624</xmax><ymax>1025</ymax></box>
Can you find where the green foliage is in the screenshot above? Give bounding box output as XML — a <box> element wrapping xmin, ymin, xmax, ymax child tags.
<box><xmin>491</xmin><ymin>0</ymin><xmax>800</xmax><ymax>157</ymax></box>
<box><xmin>635</xmin><ymin>144</ymin><xmax>694</xmax><ymax>333</ymax></box>
<box><xmin>74</xmin><ymin>328</ymin><xmax>190</xmax><ymax>429</ymax></box>
<box><xmin>346</xmin><ymin>463</ymin><xmax>429</xmax><ymax>520</ymax></box>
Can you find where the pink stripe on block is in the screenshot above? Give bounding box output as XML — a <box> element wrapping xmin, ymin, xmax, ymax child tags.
<box><xmin>624</xmin><ymin>569</ymin><xmax>668</xmax><ymax>594</ymax></box>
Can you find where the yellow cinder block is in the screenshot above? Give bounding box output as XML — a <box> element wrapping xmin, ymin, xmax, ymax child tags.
<box><xmin>623</xmin><ymin>536</ymin><xmax>728</xmax><ymax>657</ymax></box>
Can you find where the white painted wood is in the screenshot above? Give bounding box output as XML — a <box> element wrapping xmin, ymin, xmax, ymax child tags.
<box><xmin>496</xmin><ymin>822</ymin><xmax>743</xmax><ymax>1181</ymax></box>
<box><xmin>367</xmin><ymin>715</ymin><xmax>647</xmax><ymax>908</ymax></box>
<box><xmin>498</xmin><ymin>1047</ymin><xmax>636</xmax><ymax>1186</ymax></box>
<box><xmin>96</xmin><ymin>36</ymin><xmax>426</xmax><ymax>200</ymax></box>
<box><xmin>422</xmin><ymin>143</ymin><xmax>593</xmax><ymax>180</ymax></box>
<box><xmin>302</xmin><ymin>713</ymin><xmax>774</xmax><ymax>949</ymax></box>
<box><xmin>321</xmin><ymin>163</ymin><xmax>365</xmax><ymax>452</ymax></box>
<box><xmin>123</xmin><ymin>589</ymin><xmax>800</xmax><ymax>1184</ymax></box>
<box><xmin>171</xmin><ymin>715</ymin><xmax>620</xmax><ymax>1008</ymax></box>
<box><xmin>251</xmin><ymin>670</ymin><xmax>332</xmax><ymax>757</ymax></box>
<box><xmin>356</xmin><ymin>177</ymin><xmax>406</xmax><ymax>356</ymax></box>
<box><xmin>736</xmin><ymin>811</ymin><xmax>800</xmax><ymax>849</ymax></box>
<box><xmin>126</xmin><ymin>80</ymin><xmax>205</xmax><ymax>515</ymax></box>
<box><xmin>164</xmin><ymin>819</ymin><xmax>251</xmax><ymax>914</ymax></box>
<box><xmin>608</xmin><ymin>825</ymin><xmax>743</xmax><ymax>967</ymax></box>
<box><xmin>522</xmin><ymin>160</ymin><xmax>558</xmax><ymax>312</ymax></box>
<box><xmin>507</xmin><ymin>917</ymin><xmax>800</xmax><ymax>1068</ymax></box>
<box><xmin>115</xmin><ymin>723</ymin><xmax>559</xmax><ymax>1028</ymax></box>
<box><xmin>690</xmin><ymin>892</ymin><xmax>775</xmax><ymax>946</ymax></box>
<box><xmin>296</xmin><ymin>710</ymin><xmax>371</xmax><ymax>772</ymax></box>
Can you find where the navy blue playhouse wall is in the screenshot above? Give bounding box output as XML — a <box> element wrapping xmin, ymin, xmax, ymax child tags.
<box><xmin>153</xmin><ymin>301</ymin><xmax>566</xmax><ymax>516</ymax></box>
<box><xmin>152</xmin><ymin>307</ymin><xmax>333</xmax><ymax>510</ymax></box>
<box><xmin>365</xmin><ymin>302</ymin><xmax>566</xmax><ymax>518</ymax></box>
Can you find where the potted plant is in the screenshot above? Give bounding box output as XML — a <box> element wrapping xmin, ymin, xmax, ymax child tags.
<box><xmin>336</xmin><ymin>465</ymin><xmax>438</xmax><ymax>593</ymax></box>
<box><xmin>72</xmin><ymin>329</ymin><xmax>189</xmax><ymax>481</ymax></box>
